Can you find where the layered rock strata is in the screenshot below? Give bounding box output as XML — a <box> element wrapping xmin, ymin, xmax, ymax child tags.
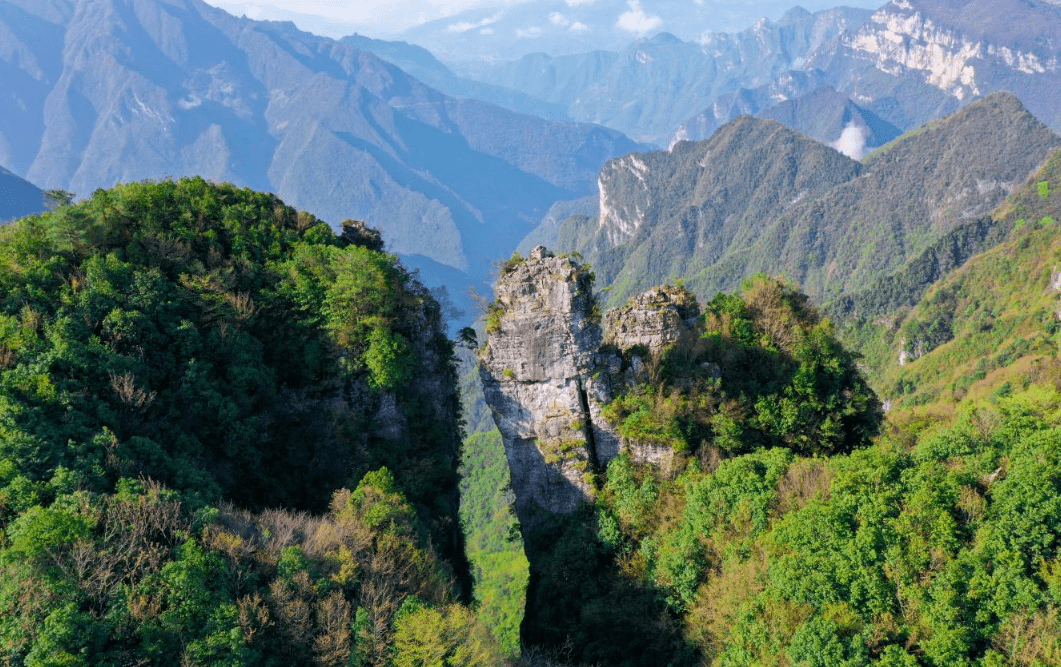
<box><xmin>479</xmin><ymin>247</ymin><xmax>699</xmax><ymax>527</ymax></box>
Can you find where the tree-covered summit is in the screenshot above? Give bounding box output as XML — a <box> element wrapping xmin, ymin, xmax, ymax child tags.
<box><xmin>0</xmin><ymin>178</ymin><xmax>505</xmax><ymax>667</ymax></box>
<box><xmin>0</xmin><ymin>176</ymin><xmax>462</xmax><ymax>512</ymax></box>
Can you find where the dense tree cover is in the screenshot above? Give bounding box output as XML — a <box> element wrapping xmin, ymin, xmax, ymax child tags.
<box><xmin>459</xmin><ymin>429</ymin><xmax>529</xmax><ymax>658</ymax></box>
<box><xmin>825</xmin><ymin>216</ymin><xmax>1010</xmax><ymax>323</ymax></box>
<box><xmin>0</xmin><ymin>179</ymin><xmax>502</xmax><ymax>666</ymax></box>
<box><xmin>514</xmin><ymin>277</ymin><xmax>882</xmax><ymax>665</ymax></box>
<box><xmin>511</xmin><ymin>272</ymin><xmax>1059</xmax><ymax>666</ymax></box>
<box><xmin>603</xmin><ymin>276</ymin><xmax>882</xmax><ymax>458</ymax></box>
<box><xmin>523</xmin><ymin>377</ymin><xmax>1061</xmax><ymax>667</ymax></box>
<box><xmin>0</xmin><ymin>177</ymin><xmax>459</xmax><ymax>513</ymax></box>
<box><xmin>0</xmin><ymin>472</ymin><xmax>500</xmax><ymax>666</ymax></box>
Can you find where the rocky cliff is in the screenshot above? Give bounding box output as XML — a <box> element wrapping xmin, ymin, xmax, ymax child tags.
<box><xmin>478</xmin><ymin>247</ymin><xmax>699</xmax><ymax>528</ymax></box>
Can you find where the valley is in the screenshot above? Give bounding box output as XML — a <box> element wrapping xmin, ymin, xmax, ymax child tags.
<box><xmin>0</xmin><ymin>0</ymin><xmax>1060</xmax><ymax>665</ymax></box>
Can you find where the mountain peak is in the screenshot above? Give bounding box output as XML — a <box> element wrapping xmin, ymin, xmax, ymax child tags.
<box><xmin>546</xmin><ymin>97</ymin><xmax>1060</xmax><ymax>309</ymax></box>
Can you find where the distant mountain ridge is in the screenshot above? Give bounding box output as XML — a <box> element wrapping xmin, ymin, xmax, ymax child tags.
<box><xmin>470</xmin><ymin>7</ymin><xmax>873</xmax><ymax>144</ymax></box>
<box><xmin>0</xmin><ymin>165</ymin><xmax>46</xmax><ymax>222</ymax></box>
<box><xmin>539</xmin><ymin>92</ymin><xmax>1061</xmax><ymax>309</ymax></box>
<box><xmin>676</xmin><ymin>85</ymin><xmax>903</xmax><ymax>158</ymax></box>
<box><xmin>463</xmin><ymin>0</ymin><xmax>1061</xmax><ymax>145</ymax></box>
<box><xmin>0</xmin><ymin>0</ymin><xmax>643</xmax><ymax>315</ymax></box>
<box><xmin>396</xmin><ymin>0</ymin><xmax>881</xmax><ymax>64</ymax></box>
<box><xmin>342</xmin><ymin>34</ymin><xmax>571</xmax><ymax>121</ymax></box>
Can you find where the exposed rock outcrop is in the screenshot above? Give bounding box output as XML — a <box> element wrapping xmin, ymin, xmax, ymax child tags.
<box><xmin>479</xmin><ymin>248</ymin><xmax>695</xmax><ymax>528</ymax></box>
<box><xmin>478</xmin><ymin>247</ymin><xmax>611</xmax><ymax>525</ymax></box>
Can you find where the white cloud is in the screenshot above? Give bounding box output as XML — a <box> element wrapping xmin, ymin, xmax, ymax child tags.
<box><xmin>830</xmin><ymin>122</ymin><xmax>871</xmax><ymax>160</ymax></box>
<box><xmin>237</xmin><ymin>3</ymin><xmax>263</xmax><ymax>18</ymax></box>
<box><xmin>445</xmin><ymin>13</ymin><xmax>501</xmax><ymax>32</ymax></box>
<box><xmin>616</xmin><ymin>0</ymin><xmax>662</xmax><ymax>35</ymax></box>
<box><xmin>569</xmin><ymin>21</ymin><xmax>590</xmax><ymax>33</ymax></box>
<box><xmin>516</xmin><ymin>26</ymin><xmax>543</xmax><ymax>38</ymax></box>
<box><xmin>549</xmin><ymin>11</ymin><xmax>569</xmax><ymax>26</ymax></box>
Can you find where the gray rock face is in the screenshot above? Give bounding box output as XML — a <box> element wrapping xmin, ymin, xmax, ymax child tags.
<box><xmin>479</xmin><ymin>249</ymin><xmax>693</xmax><ymax>527</ymax></box>
<box><xmin>479</xmin><ymin>246</ymin><xmax>604</xmax><ymax>525</ymax></box>
<box><xmin>604</xmin><ymin>284</ymin><xmax>700</xmax><ymax>355</ymax></box>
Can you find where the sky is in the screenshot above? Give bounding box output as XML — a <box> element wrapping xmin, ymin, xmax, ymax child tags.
<box><xmin>202</xmin><ymin>0</ymin><xmax>526</xmax><ymax>36</ymax></box>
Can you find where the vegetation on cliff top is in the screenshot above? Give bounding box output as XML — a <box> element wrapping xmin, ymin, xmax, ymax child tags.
<box><xmin>602</xmin><ymin>276</ymin><xmax>881</xmax><ymax>458</ymax></box>
<box><xmin>0</xmin><ymin>178</ymin><xmax>504</xmax><ymax>667</ymax></box>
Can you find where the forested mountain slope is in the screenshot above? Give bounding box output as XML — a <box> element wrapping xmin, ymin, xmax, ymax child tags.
<box><xmin>0</xmin><ymin>179</ymin><xmax>505</xmax><ymax>666</ymax></box>
<box><xmin>840</xmin><ymin>145</ymin><xmax>1061</xmax><ymax>415</ymax></box>
<box><xmin>543</xmin><ymin>92</ymin><xmax>1060</xmax><ymax>310</ymax></box>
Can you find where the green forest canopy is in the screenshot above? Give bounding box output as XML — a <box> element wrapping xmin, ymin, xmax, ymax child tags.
<box><xmin>0</xmin><ymin>178</ymin><xmax>502</xmax><ymax>667</ymax></box>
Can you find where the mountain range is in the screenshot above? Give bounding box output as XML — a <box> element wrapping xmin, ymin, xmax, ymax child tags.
<box><xmin>535</xmin><ymin>92</ymin><xmax>1061</xmax><ymax>309</ymax></box>
<box><xmin>457</xmin><ymin>0</ymin><xmax>1061</xmax><ymax>145</ymax></box>
<box><xmin>395</xmin><ymin>0</ymin><xmax>883</xmax><ymax>64</ymax></box>
<box><xmin>676</xmin><ymin>84</ymin><xmax>903</xmax><ymax>158</ymax></box>
<box><xmin>0</xmin><ymin>0</ymin><xmax>643</xmax><ymax>315</ymax></box>
<box><xmin>4</xmin><ymin>0</ymin><xmax>1061</xmax><ymax>325</ymax></box>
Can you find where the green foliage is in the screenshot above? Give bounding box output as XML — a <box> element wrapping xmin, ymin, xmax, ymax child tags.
<box><xmin>602</xmin><ymin>385</ymin><xmax>693</xmax><ymax>452</ymax></box>
<box><xmin>392</xmin><ymin>603</ymin><xmax>500</xmax><ymax>667</ymax></box>
<box><xmin>603</xmin><ymin>276</ymin><xmax>881</xmax><ymax>457</ymax></box>
<box><xmin>0</xmin><ymin>177</ymin><xmax>464</xmax><ymax>527</ymax></box>
<box><xmin>499</xmin><ymin>251</ymin><xmax>525</xmax><ymax>275</ymax></box>
<box><xmin>0</xmin><ymin>477</ymin><xmax>502</xmax><ymax>667</ymax></box>
<box><xmin>363</xmin><ymin>326</ymin><xmax>415</xmax><ymax>391</ymax></box>
<box><xmin>0</xmin><ymin>180</ymin><xmax>489</xmax><ymax>667</ymax></box>
<box><xmin>485</xmin><ymin>303</ymin><xmax>504</xmax><ymax>334</ymax></box>
<box><xmin>459</xmin><ymin>430</ymin><xmax>528</xmax><ymax>658</ymax></box>
<box><xmin>835</xmin><ymin>146</ymin><xmax>1061</xmax><ymax>411</ymax></box>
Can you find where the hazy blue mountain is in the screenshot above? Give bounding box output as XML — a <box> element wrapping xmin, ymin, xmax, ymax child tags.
<box><xmin>0</xmin><ymin>165</ymin><xmax>45</xmax><ymax>222</ymax></box>
<box><xmin>462</xmin><ymin>0</ymin><xmax>1061</xmax><ymax>146</ymax></box>
<box><xmin>396</xmin><ymin>0</ymin><xmax>882</xmax><ymax>64</ymax></box>
<box><xmin>545</xmin><ymin>92</ymin><xmax>1061</xmax><ymax>309</ymax></box>
<box><xmin>0</xmin><ymin>0</ymin><xmax>642</xmax><ymax>317</ymax></box>
<box><xmin>469</xmin><ymin>7</ymin><xmax>875</xmax><ymax>144</ymax></box>
<box><xmin>458</xmin><ymin>49</ymin><xmax>622</xmax><ymax>109</ymax></box>
<box><xmin>677</xmin><ymin>86</ymin><xmax>902</xmax><ymax>158</ymax></box>
<box><xmin>342</xmin><ymin>34</ymin><xmax>571</xmax><ymax>121</ymax></box>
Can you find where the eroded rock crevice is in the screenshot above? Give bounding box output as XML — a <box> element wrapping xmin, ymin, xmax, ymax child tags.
<box><xmin>575</xmin><ymin>376</ymin><xmax>602</xmax><ymax>475</ymax></box>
